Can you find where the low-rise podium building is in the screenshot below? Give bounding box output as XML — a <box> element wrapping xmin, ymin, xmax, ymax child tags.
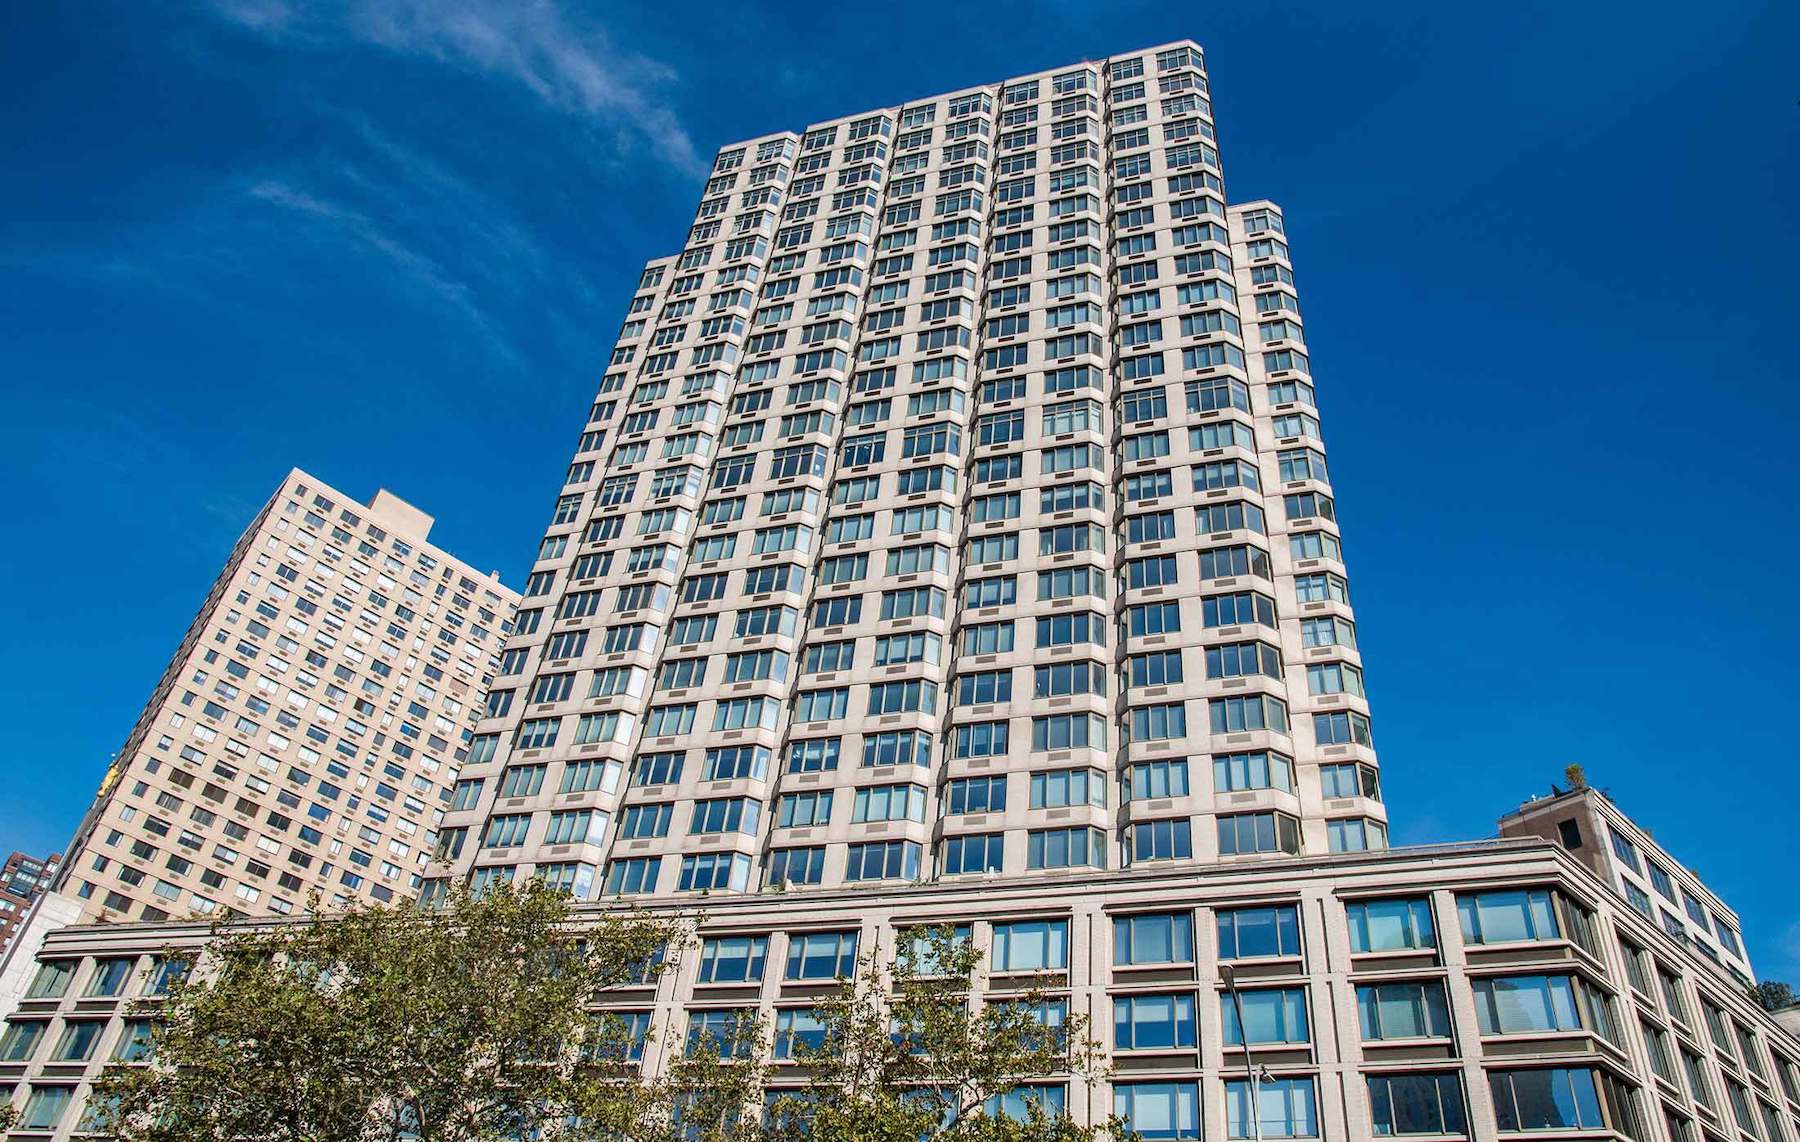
<box><xmin>1</xmin><ymin>798</ymin><xmax>1793</xmax><ymax>1141</ymax></box>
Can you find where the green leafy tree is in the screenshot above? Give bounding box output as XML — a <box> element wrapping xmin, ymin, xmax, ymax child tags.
<box><xmin>633</xmin><ymin>1011</ymin><xmax>774</xmax><ymax>1142</ymax></box>
<box><xmin>1752</xmin><ymin>980</ymin><xmax>1796</xmax><ymax>1012</ymax></box>
<box><xmin>91</xmin><ymin>881</ymin><xmax>681</xmax><ymax>1142</ymax></box>
<box><xmin>89</xmin><ymin>900</ymin><xmax>1123</xmax><ymax>1142</ymax></box>
<box><xmin>675</xmin><ymin>925</ymin><xmax>1125</xmax><ymax>1142</ymax></box>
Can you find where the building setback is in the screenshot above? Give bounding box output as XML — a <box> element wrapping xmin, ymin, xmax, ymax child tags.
<box><xmin>46</xmin><ymin>469</ymin><xmax>519</xmax><ymax>924</ymax></box>
<box><xmin>433</xmin><ymin>39</ymin><xmax>1378</xmax><ymax>904</ymax></box>
<box><xmin>1501</xmin><ymin>786</ymin><xmax>1754</xmax><ymax>986</ymax></box>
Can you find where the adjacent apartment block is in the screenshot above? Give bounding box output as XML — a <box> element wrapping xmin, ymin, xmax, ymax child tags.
<box><xmin>1500</xmin><ymin>786</ymin><xmax>1753</xmax><ymax>987</ymax></box>
<box><xmin>0</xmin><ymin>856</ymin><xmax>59</xmax><ymax>953</ymax></box>
<box><xmin>48</xmin><ymin>469</ymin><xmax>519</xmax><ymax>923</ymax></box>
<box><xmin>432</xmin><ymin>38</ymin><xmax>1379</xmax><ymax>903</ymax></box>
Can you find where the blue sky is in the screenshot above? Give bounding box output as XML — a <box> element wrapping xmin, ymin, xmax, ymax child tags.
<box><xmin>3</xmin><ymin>1</ymin><xmax>1796</xmax><ymax>971</ymax></box>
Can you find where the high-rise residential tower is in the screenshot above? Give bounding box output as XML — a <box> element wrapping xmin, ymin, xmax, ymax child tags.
<box><xmin>431</xmin><ymin>40</ymin><xmax>1378</xmax><ymax>901</ymax></box>
<box><xmin>51</xmin><ymin>469</ymin><xmax>519</xmax><ymax>923</ymax></box>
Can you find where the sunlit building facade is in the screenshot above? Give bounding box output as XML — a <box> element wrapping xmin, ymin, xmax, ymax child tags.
<box><xmin>48</xmin><ymin>469</ymin><xmax>519</xmax><ymax>924</ymax></box>
<box><xmin>431</xmin><ymin>39</ymin><xmax>1379</xmax><ymax>905</ymax></box>
<box><xmin>5</xmin><ymin>828</ymin><xmax>1795</xmax><ymax>1141</ymax></box>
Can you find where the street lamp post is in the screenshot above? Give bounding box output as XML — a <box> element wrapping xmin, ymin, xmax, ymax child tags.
<box><xmin>1220</xmin><ymin>963</ymin><xmax>1270</xmax><ymax>1142</ymax></box>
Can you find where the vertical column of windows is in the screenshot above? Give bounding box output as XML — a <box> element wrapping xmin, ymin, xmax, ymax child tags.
<box><xmin>1110</xmin><ymin>49</ymin><xmax>1293</xmax><ymax>864</ymax></box>
<box><xmin>940</xmin><ymin>65</ymin><xmax>1116</xmax><ymax>881</ymax></box>
<box><xmin>442</xmin><ymin>137</ymin><xmax>799</xmax><ymax>899</ymax></box>
<box><xmin>682</xmin><ymin>129</ymin><xmax>865</xmax><ymax>894</ymax></box>
<box><xmin>594</xmin><ymin>137</ymin><xmax>803</xmax><ymax>897</ymax></box>
<box><xmin>1229</xmin><ymin>199</ymin><xmax>1383</xmax><ymax>855</ymax></box>
<box><xmin>760</xmin><ymin>98</ymin><xmax>977</xmax><ymax>891</ymax></box>
<box><xmin>632</xmin><ymin>121</ymin><xmax>885</xmax><ymax>895</ymax></box>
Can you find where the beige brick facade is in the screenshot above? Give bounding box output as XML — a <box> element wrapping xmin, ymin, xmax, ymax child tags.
<box><xmin>432</xmin><ymin>40</ymin><xmax>1381</xmax><ymax>905</ymax></box>
<box><xmin>1500</xmin><ymin>788</ymin><xmax>1752</xmax><ymax>983</ymax></box>
<box><xmin>3</xmin><ymin>836</ymin><xmax>1794</xmax><ymax>1140</ymax></box>
<box><xmin>51</xmin><ymin>470</ymin><xmax>518</xmax><ymax>923</ymax></box>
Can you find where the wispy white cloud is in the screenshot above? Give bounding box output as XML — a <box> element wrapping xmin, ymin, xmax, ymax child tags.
<box><xmin>4</xmin><ymin>107</ymin><xmax>609</xmax><ymax>380</ymax></box>
<box><xmin>245</xmin><ymin>175</ymin><xmax>521</xmax><ymax>363</ymax></box>
<box><xmin>55</xmin><ymin>405</ymin><xmax>256</xmax><ymax>549</ymax></box>
<box><xmin>207</xmin><ymin>0</ymin><xmax>701</xmax><ymax>175</ymax></box>
<box><xmin>207</xmin><ymin>0</ymin><xmax>297</xmax><ymax>32</ymax></box>
<box><xmin>330</xmin><ymin>114</ymin><xmax>555</xmax><ymax>295</ymax></box>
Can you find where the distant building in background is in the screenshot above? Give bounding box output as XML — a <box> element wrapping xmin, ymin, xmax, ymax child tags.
<box><xmin>47</xmin><ymin>469</ymin><xmax>519</xmax><ymax>924</ymax></box>
<box><xmin>0</xmin><ymin>468</ymin><xmax>519</xmax><ymax>1019</ymax></box>
<box><xmin>0</xmin><ymin>854</ymin><xmax>60</xmax><ymax>951</ymax></box>
<box><xmin>1500</xmin><ymin>784</ymin><xmax>1753</xmax><ymax>988</ymax></box>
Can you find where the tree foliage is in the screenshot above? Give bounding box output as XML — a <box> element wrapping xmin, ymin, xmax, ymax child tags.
<box><xmin>92</xmin><ymin>882</ymin><xmax>679</xmax><ymax>1142</ymax></box>
<box><xmin>92</xmin><ymin>896</ymin><xmax>1120</xmax><ymax>1142</ymax></box>
<box><xmin>678</xmin><ymin>925</ymin><xmax>1123</xmax><ymax>1142</ymax></box>
<box><xmin>1752</xmin><ymin>980</ymin><xmax>1796</xmax><ymax>1012</ymax></box>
